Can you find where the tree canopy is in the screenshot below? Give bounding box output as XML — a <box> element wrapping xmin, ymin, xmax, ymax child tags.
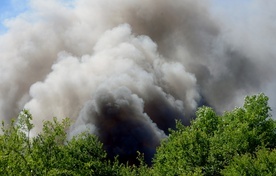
<box><xmin>152</xmin><ymin>93</ymin><xmax>276</xmax><ymax>175</ymax></box>
<box><xmin>0</xmin><ymin>93</ymin><xmax>275</xmax><ymax>175</ymax></box>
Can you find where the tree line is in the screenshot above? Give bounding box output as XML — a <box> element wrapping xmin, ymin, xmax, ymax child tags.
<box><xmin>0</xmin><ymin>93</ymin><xmax>275</xmax><ymax>175</ymax></box>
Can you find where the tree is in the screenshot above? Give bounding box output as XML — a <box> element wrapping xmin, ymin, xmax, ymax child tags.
<box><xmin>1</xmin><ymin>93</ymin><xmax>275</xmax><ymax>175</ymax></box>
<box><xmin>152</xmin><ymin>108</ymin><xmax>216</xmax><ymax>176</ymax></box>
<box><xmin>222</xmin><ymin>148</ymin><xmax>276</xmax><ymax>175</ymax></box>
<box><xmin>61</xmin><ymin>132</ymin><xmax>122</xmax><ymax>175</ymax></box>
<box><xmin>0</xmin><ymin>110</ymin><xmax>122</xmax><ymax>175</ymax></box>
<box><xmin>152</xmin><ymin>93</ymin><xmax>276</xmax><ymax>175</ymax></box>
<box><xmin>208</xmin><ymin>94</ymin><xmax>276</xmax><ymax>175</ymax></box>
<box><xmin>0</xmin><ymin>110</ymin><xmax>35</xmax><ymax>175</ymax></box>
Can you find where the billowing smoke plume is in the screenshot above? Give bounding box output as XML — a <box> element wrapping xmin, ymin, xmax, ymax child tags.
<box><xmin>0</xmin><ymin>0</ymin><xmax>275</xmax><ymax>164</ymax></box>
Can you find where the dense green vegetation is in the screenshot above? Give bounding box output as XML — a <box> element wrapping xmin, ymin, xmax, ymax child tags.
<box><xmin>1</xmin><ymin>93</ymin><xmax>276</xmax><ymax>175</ymax></box>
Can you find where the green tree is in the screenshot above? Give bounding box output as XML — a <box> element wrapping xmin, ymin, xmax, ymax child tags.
<box><xmin>152</xmin><ymin>93</ymin><xmax>276</xmax><ymax>176</ymax></box>
<box><xmin>118</xmin><ymin>152</ymin><xmax>154</xmax><ymax>176</ymax></box>
<box><xmin>0</xmin><ymin>110</ymin><xmax>35</xmax><ymax>175</ymax></box>
<box><xmin>222</xmin><ymin>148</ymin><xmax>276</xmax><ymax>175</ymax></box>
<box><xmin>152</xmin><ymin>108</ymin><xmax>216</xmax><ymax>176</ymax></box>
<box><xmin>0</xmin><ymin>110</ymin><xmax>122</xmax><ymax>175</ymax></box>
<box><xmin>61</xmin><ymin>132</ymin><xmax>122</xmax><ymax>175</ymax></box>
<box><xmin>208</xmin><ymin>94</ymin><xmax>276</xmax><ymax>175</ymax></box>
<box><xmin>1</xmin><ymin>93</ymin><xmax>275</xmax><ymax>176</ymax></box>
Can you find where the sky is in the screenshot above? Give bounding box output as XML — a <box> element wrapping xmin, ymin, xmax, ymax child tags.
<box><xmin>212</xmin><ymin>0</ymin><xmax>250</xmax><ymax>12</ymax></box>
<box><xmin>0</xmin><ymin>0</ymin><xmax>251</xmax><ymax>34</ymax></box>
<box><xmin>0</xmin><ymin>0</ymin><xmax>29</xmax><ymax>34</ymax></box>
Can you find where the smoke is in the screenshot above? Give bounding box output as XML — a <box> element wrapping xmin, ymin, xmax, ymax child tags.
<box><xmin>0</xmin><ymin>0</ymin><xmax>275</xmax><ymax>164</ymax></box>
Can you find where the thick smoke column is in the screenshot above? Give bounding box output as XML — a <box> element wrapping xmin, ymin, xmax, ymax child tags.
<box><xmin>0</xmin><ymin>0</ymin><xmax>276</xmax><ymax>164</ymax></box>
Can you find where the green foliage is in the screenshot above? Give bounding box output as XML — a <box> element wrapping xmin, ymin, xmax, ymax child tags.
<box><xmin>152</xmin><ymin>108</ymin><xmax>214</xmax><ymax>176</ymax></box>
<box><xmin>61</xmin><ymin>132</ymin><xmax>121</xmax><ymax>175</ymax></box>
<box><xmin>222</xmin><ymin>148</ymin><xmax>276</xmax><ymax>175</ymax></box>
<box><xmin>0</xmin><ymin>110</ymin><xmax>122</xmax><ymax>175</ymax></box>
<box><xmin>119</xmin><ymin>153</ymin><xmax>154</xmax><ymax>176</ymax></box>
<box><xmin>0</xmin><ymin>93</ymin><xmax>275</xmax><ymax>176</ymax></box>
<box><xmin>152</xmin><ymin>93</ymin><xmax>276</xmax><ymax>176</ymax></box>
<box><xmin>31</xmin><ymin>117</ymin><xmax>71</xmax><ymax>175</ymax></box>
<box><xmin>208</xmin><ymin>94</ymin><xmax>276</xmax><ymax>175</ymax></box>
<box><xmin>0</xmin><ymin>110</ymin><xmax>35</xmax><ymax>175</ymax></box>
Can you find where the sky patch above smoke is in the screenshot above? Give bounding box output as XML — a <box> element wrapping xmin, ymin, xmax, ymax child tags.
<box><xmin>0</xmin><ymin>0</ymin><xmax>29</xmax><ymax>34</ymax></box>
<box><xmin>0</xmin><ymin>0</ymin><xmax>252</xmax><ymax>34</ymax></box>
<box><xmin>0</xmin><ymin>0</ymin><xmax>75</xmax><ymax>34</ymax></box>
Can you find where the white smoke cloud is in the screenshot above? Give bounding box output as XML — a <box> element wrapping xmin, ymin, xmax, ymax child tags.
<box><xmin>24</xmin><ymin>23</ymin><xmax>198</xmax><ymax>134</ymax></box>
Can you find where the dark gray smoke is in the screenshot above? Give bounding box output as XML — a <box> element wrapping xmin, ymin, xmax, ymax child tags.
<box><xmin>0</xmin><ymin>0</ymin><xmax>275</xmax><ymax>164</ymax></box>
